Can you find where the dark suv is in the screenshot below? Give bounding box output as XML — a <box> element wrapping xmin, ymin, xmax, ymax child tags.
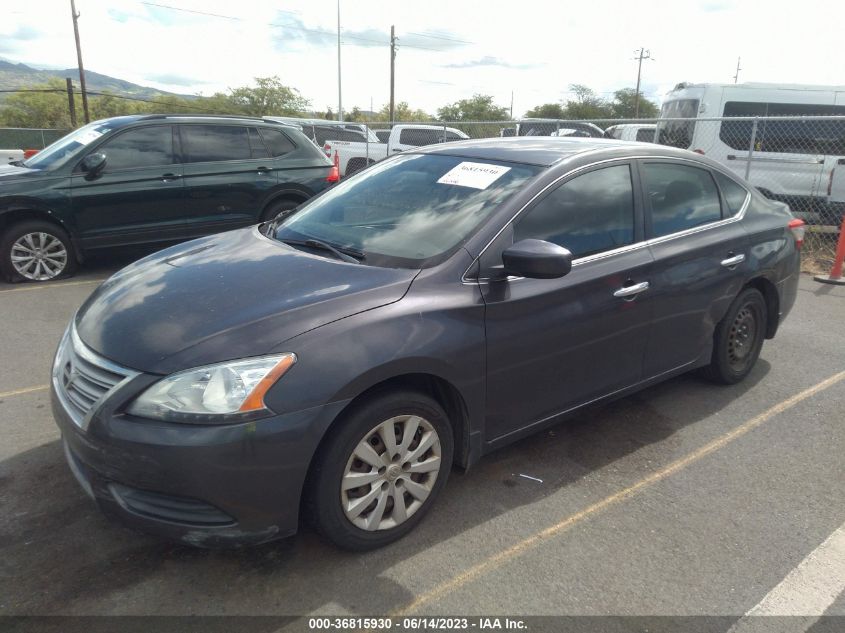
<box><xmin>0</xmin><ymin>114</ymin><xmax>337</xmax><ymax>282</ymax></box>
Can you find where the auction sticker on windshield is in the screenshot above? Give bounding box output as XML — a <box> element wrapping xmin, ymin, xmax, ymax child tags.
<box><xmin>437</xmin><ymin>161</ymin><xmax>511</xmax><ymax>189</ymax></box>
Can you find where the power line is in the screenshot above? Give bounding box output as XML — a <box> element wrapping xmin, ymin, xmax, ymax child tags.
<box><xmin>404</xmin><ymin>31</ymin><xmax>473</xmax><ymax>44</ymax></box>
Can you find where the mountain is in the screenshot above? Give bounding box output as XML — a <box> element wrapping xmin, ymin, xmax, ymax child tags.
<box><xmin>0</xmin><ymin>59</ymin><xmax>194</xmax><ymax>100</ymax></box>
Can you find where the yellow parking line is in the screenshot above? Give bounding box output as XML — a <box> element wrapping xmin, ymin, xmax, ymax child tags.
<box><xmin>0</xmin><ymin>384</ymin><xmax>49</xmax><ymax>399</ymax></box>
<box><xmin>0</xmin><ymin>278</ymin><xmax>105</xmax><ymax>295</ymax></box>
<box><xmin>393</xmin><ymin>370</ymin><xmax>845</xmax><ymax>616</ymax></box>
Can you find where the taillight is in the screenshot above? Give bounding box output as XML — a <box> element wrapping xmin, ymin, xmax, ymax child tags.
<box><xmin>788</xmin><ymin>218</ymin><xmax>805</xmax><ymax>249</ymax></box>
<box><xmin>326</xmin><ymin>151</ymin><xmax>340</xmax><ymax>183</ymax></box>
<box><xmin>693</xmin><ymin>149</ymin><xmax>705</xmax><ymax>155</ymax></box>
<box><xmin>23</xmin><ymin>149</ymin><xmax>39</xmax><ymax>159</ymax></box>
<box><xmin>323</xmin><ymin>143</ymin><xmax>331</xmax><ymax>157</ymax></box>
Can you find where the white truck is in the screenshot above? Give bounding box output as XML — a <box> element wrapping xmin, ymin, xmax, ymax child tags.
<box><xmin>827</xmin><ymin>157</ymin><xmax>845</xmax><ymax>223</ymax></box>
<box><xmin>1</xmin><ymin>149</ymin><xmax>24</xmax><ymax>165</ymax></box>
<box><xmin>324</xmin><ymin>124</ymin><xmax>469</xmax><ymax>176</ymax></box>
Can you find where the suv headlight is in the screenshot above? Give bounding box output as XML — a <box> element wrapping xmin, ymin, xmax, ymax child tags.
<box><xmin>127</xmin><ymin>354</ymin><xmax>296</xmax><ymax>423</ymax></box>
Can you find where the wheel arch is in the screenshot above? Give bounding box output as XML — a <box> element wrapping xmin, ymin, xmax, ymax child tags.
<box><xmin>0</xmin><ymin>205</ymin><xmax>82</xmax><ymax>260</ymax></box>
<box><xmin>743</xmin><ymin>275</ymin><xmax>780</xmax><ymax>339</ymax></box>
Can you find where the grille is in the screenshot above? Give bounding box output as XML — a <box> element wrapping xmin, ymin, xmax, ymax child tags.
<box><xmin>53</xmin><ymin>324</ymin><xmax>135</xmax><ymax>428</ymax></box>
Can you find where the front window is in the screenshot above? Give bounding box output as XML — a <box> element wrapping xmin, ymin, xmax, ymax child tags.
<box><xmin>99</xmin><ymin>125</ymin><xmax>175</xmax><ymax>170</ymax></box>
<box><xmin>656</xmin><ymin>99</ymin><xmax>700</xmax><ymax>149</ymax></box>
<box><xmin>272</xmin><ymin>153</ymin><xmax>541</xmax><ymax>267</ymax></box>
<box><xmin>22</xmin><ymin>121</ymin><xmax>118</xmax><ymax>170</ymax></box>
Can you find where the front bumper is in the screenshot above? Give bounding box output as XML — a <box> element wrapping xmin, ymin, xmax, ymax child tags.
<box><xmin>52</xmin><ymin>383</ymin><xmax>349</xmax><ymax>548</ymax></box>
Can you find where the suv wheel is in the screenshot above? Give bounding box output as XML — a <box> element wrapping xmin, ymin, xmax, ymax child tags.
<box><xmin>0</xmin><ymin>221</ymin><xmax>77</xmax><ymax>283</ymax></box>
<box><xmin>261</xmin><ymin>199</ymin><xmax>301</xmax><ymax>223</ymax></box>
<box><xmin>309</xmin><ymin>390</ymin><xmax>453</xmax><ymax>550</ymax></box>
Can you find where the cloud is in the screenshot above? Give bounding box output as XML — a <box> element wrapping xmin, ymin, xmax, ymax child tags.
<box><xmin>701</xmin><ymin>1</ymin><xmax>733</xmax><ymax>11</ymax></box>
<box><xmin>145</xmin><ymin>72</ymin><xmax>209</xmax><ymax>86</ymax></box>
<box><xmin>10</xmin><ymin>25</ymin><xmax>41</xmax><ymax>41</ymax></box>
<box><xmin>441</xmin><ymin>56</ymin><xmax>539</xmax><ymax>70</ymax></box>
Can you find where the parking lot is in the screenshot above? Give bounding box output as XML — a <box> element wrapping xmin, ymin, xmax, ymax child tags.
<box><xmin>1</xmin><ymin>251</ymin><xmax>844</xmax><ymax>630</ymax></box>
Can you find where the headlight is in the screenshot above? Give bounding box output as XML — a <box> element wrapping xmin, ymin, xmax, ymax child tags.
<box><xmin>127</xmin><ymin>354</ymin><xmax>296</xmax><ymax>423</ymax></box>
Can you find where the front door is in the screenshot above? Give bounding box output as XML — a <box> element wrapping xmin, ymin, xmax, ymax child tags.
<box><xmin>481</xmin><ymin>163</ymin><xmax>654</xmax><ymax>442</ymax></box>
<box><xmin>71</xmin><ymin>124</ymin><xmax>186</xmax><ymax>248</ymax></box>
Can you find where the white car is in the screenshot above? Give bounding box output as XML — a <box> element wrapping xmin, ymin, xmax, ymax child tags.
<box><xmin>1</xmin><ymin>149</ymin><xmax>24</xmax><ymax>165</ymax></box>
<box><xmin>604</xmin><ymin>124</ymin><xmax>656</xmax><ymax>142</ymax></box>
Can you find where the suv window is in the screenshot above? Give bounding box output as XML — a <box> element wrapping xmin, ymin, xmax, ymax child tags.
<box><xmin>399</xmin><ymin>129</ymin><xmax>442</xmax><ymax>146</ymax></box>
<box><xmin>258</xmin><ymin>128</ymin><xmax>297</xmax><ymax>157</ymax></box>
<box><xmin>248</xmin><ymin>127</ymin><xmax>270</xmax><ymax>159</ymax></box>
<box><xmin>99</xmin><ymin>125</ymin><xmax>174</xmax><ymax>171</ymax></box>
<box><xmin>514</xmin><ymin>164</ymin><xmax>635</xmax><ymax>259</ymax></box>
<box><xmin>713</xmin><ymin>171</ymin><xmax>749</xmax><ymax>216</ymax></box>
<box><xmin>636</xmin><ymin>128</ymin><xmax>655</xmax><ymax>142</ymax></box>
<box><xmin>182</xmin><ymin>125</ymin><xmax>251</xmax><ymax>163</ymax></box>
<box><xmin>644</xmin><ymin>163</ymin><xmax>722</xmax><ymax>237</ymax></box>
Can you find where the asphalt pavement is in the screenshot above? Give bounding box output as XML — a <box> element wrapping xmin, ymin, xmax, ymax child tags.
<box><xmin>1</xmin><ymin>251</ymin><xmax>843</xmax><ymax>633</ymax></box>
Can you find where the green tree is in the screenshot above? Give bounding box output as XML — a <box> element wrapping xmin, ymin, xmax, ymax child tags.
<box><xmin>372</xmin><ymin>101</ymin><xmax>432</xmax><ymax>122</ymax></box>
<box><xmin>561</xmin><ymin>84</ymin><xmax>612</xmax><ymax>120</ymax></box>
<box><xmin>609</xmin><ymin>88</ymin><xmax>659</xmax><ymax>119</ymax></box>
<box><xmin>0</xmin><ymin>79</ymin><xmax>80</xmax><ymax>128</ymax></box>
<box><xmin>523</xmin><ymin>103</ymin><xmax>567</xmax><ymax>119</ymax></box>
<box><xmin>437</xmin><ymin>94</ymin><xmax>509</xmax><ymax>122</ymax></box>
<box><xmin>228</xmin><ymin>76</ymin><xmax>309</xmax><ymax>116</ymax></box>
<box><xmin>90</xmin><ymin>92</ymin><xmax>143</xmax><ymax>119</ymax></box>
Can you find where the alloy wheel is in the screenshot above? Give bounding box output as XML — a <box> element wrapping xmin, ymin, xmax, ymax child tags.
<box><xmin>10</xmin><ymin>232</ymin><xmax>68</xmax><ymax>281</ymax></box>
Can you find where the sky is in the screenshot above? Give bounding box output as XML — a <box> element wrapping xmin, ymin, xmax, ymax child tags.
<box><xmin>1</xmin><ymin>0</ymin><xmax>844</xmax><ymax>118</ymax></box>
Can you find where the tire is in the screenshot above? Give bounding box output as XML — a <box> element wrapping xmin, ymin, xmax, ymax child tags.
<box><xmin>260</xmin><ymin>198</ymin><xmax>302</xmax><ymax>223</ymax></box>
<box><xmin>0</xmin><ymin>220</ymin><xmax>77</xmax><ymax>283</ymax></box>
<box><xmin>308</xmin><ymin>390</ymin><xmax>453</xmax><ymax>551</ymax></box>
<box><xmin>346</xmin><ymin>159</ymin><xmax>367</xmax><ymax>176</ymax></box>
<box><xmin>702</xmin><ymin>287</ymin><xmax>767</xmax><ymax>385</ymax></box>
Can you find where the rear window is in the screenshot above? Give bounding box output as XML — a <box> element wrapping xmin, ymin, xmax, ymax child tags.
<box><xmin>713</xmin><ymin>171</ymin><xmax>749</xmax><ymax>216</ymax></box>
<box><xmin>643</xmin><ymin>162</ymin><xmax>722</xmax><ymax>237</ymax></box>
<box><xmin>636</xmin><ymin>127</ymin><xmax>655</xmax><ymax>142</ymax></box>
<box><xmin>182</xmin><ymin>125</ymin><xmax>251</xmax><ymax>162</ymax></box>
<box><xmin>656</xmin><ymin>99</ymin><xmax>699</xmax><ymax>149</ymax></box>
<box><xmin>258</xmin><ymin>128</ymin><xmax>296</xmax><ymax>157</ymax></box>
<box><xmin>399</xmin><ymin>128</ymin><xmax>443</xmax><ymax>146</ymax></box>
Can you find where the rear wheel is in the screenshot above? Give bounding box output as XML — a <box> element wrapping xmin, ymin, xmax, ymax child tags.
<box><xmin>0</xmin><ymin>220</ymin><xmax>77</xmax><ymax>283</ymax></box>
<box><xmin>702</xmin><ymin>288</ymin><xmax>767</xmax><ymax>384</ymax></box>
<box><xmin>308</xmin><ymin>390</ymin><xmax>453</xmax><ymax>550</ymax></box>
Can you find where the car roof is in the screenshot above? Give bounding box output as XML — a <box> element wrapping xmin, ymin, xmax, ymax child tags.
<box><xmin>414</xmin><ymin>137</ymin><xmax>702</xmax><ymax>167</ymax></box>
<box><xmin>96</xmin><ymin>114</ymin><xmax>295</xmax><ymax>128</ymax></box>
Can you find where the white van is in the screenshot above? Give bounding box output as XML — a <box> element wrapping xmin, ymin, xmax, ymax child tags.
<box><xmin>656</xmin><ymin>82</ymin><xmax>845</xmax><ymax>221</ymax></box>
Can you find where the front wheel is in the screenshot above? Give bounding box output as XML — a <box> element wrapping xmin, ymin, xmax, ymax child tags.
<box><xmin>702</xmin><ymin>287</ymin><xmax>767</xmax><ymax>384</ymax></box>
<box><xmin>0</xmin><ymin>221</ymin><xmax>77</xmax><ymax>283</ymax></box>
<box><xmin>309</xmin><ymin>390</ymin><xmax>453</xmax><ymax>550</ymax></box>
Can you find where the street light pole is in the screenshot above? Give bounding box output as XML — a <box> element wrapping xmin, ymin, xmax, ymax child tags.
<box><xmin>633</xmin><ymin>47</ymin><xmax>653</xmax><ymax>118</ymax></box>
<box><xmin>337</xmin><ymin>0</ymin><xmax>342</xmax><ymax>122</ymax></box>
<box><xmin>69</xmin><ymin>0</ymin><xmax>90</xmax><ymax>124</ymax></box>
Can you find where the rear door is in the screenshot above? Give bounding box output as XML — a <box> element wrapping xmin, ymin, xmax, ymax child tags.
<box><xmin>481</xmin><ymin>162</ymin><xmax>654</xmax><ymax>442</ymax></box>
<box><xmin>639</xmin><ymin>160</ymin><xmax>750</xmax><ymax>379</ymax></box>
<box><xmin>179</xmin><ymin>124</ymin><xmax>276</xmax><ymax>234</ymax></box>
<box><xmin>70</xmin><ymin>124</ymin><xmax>187</xmax><ymax>248</ymax></box>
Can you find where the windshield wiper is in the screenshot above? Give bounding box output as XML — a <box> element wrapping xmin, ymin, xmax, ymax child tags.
<box><xmin>281</xmin><ymin>238</ymin><xmax>364</xmax><ymax>264</ymax></box>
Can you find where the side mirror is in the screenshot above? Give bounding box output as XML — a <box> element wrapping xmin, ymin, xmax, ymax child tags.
<box><xmin>501</xmin><ymin>239</ymin><xmax>573</xmax><ymax>279</ymax></box>
<box><xmin>80</xmin><ymin>153</ymin><xmax>107</xmax><ymax>179</ymax></box>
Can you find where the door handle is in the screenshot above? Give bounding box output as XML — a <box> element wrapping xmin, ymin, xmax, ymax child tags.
<box><xmin>161</xmin><ymin>173</ymin><xmax>181</xmax><ymax>182</ymax></box>
<box><xmin>720</xmin><ymin>254</ymin><xmax>746</xmax><ymax>268</ymax></box>
<box><xmin>613</xmin><ymin>281</ymin><xmax>650</xmax><ymax>299</ymax></box>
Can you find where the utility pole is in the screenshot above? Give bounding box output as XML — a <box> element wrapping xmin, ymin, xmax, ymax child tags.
<box><xmin>633</xmin><ymin>47</ymin><xmax>653</xmax><ymax>119</ymax></box>
<box><xmin>69</xmin><ymin>0</ymin><xmax>90</xmax><ymax>124</ymax></box>
<box><xmin>65</xmin><ymin>77</ymin><xmax>77</xmax><ymax>128</ymax></box>
<box><xmin>510</xmin><ymin>91</ymin><xmax>513</xmax><ymax>119</ymax></box>
<box><xmin>337</xmin><ymin>0</ymin><xmax>342</xmax><ymax>122</ymax></box>
<box><xmin>389</xmin><ymin>25</ymin><xmax>396</xmax><ymax>125</ymax></box>
<box><xmin>733</xmin><ymin>57</ymin><xmax>742</xmax><ymax>83</ymax></box>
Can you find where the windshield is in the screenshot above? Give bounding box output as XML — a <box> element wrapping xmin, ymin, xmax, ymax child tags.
<box><xmin>22</xmin><ymin>121</ymin><xmax>116</xmax><ymax>170</ymax></box>
<box><xmin>273</xmin><ymin>153</ymin><xmax>541</xmax><ymax>268</ymax></box>
<box><xmin>656</xmin><ymin>99</ymin><xmax>700</xmax><ymax>149</ymax></box>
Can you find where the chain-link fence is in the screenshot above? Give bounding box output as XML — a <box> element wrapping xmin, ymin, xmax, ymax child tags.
<box><xmin>3</xmin><ymin>116</ymin><xmax>842</xmax><ymax>270</ymax></box>
<box><xmin>0</xmin><ymin>127</ymin><xmax>69</xmax><ymax>150</ymax></box>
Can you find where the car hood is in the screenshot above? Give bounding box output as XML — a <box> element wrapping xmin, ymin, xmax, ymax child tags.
<box><xmin>76</xmin><ymin>227</ymin><xmax>419</xmax><ymax>374</ymax></box>
<box><xmin>0</xmin><ymin>164</ymin><xmax>40</xmax><ymax>181</ymax></box>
